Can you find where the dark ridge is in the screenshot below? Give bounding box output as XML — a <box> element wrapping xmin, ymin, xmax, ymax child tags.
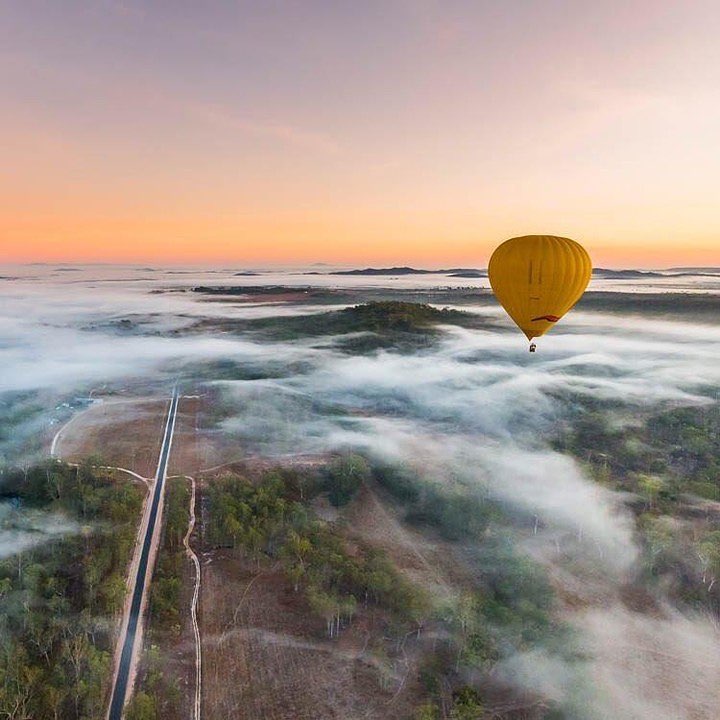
<box><xmin>576</xmin><ymin>291</ymin><xmax>719</xmax><ymax>317</ymax></box>
<box><xmin>330</xmin><ymin>266</ymin><xmax>434</xmax><ymax>275</ymax></box>
<box><xmin>192</xmin><ymin>285</ymin><xmax>304</xmax><ymax>295</ymax></box>
<box><xmin>190</xmin><ymin>285</ymin><xmax>350</xmax><ymax>303</ymax></box>
<box><xmin>326</xmin><ymin>266</ymin><xmax>483</xmax><ymax>276</ymax></box>
<box><xmin>594</xmin><ymin>268</ymin><xmax>720</xmax><ymax>278</ymax></box>
<box><xmin>448</xmin><ymin>271</ymin><xmax>486</xmax><ymax>278</ymax></box>
<box><xmin>592</xmin><ymin>268</ymin><xmax>664</xmax><ymax>278</ymax></box>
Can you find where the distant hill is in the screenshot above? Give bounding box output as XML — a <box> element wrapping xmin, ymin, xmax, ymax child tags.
<box><xmin>592</xmin><ymin>268</ymin><xmax>664</xmax><ymax>278</ymax></box>
<box><xmin>329</xmin><ymin>267</ymin><xmax>433</xmax><ymax>275</ymax></box>
<box><xmin>326</xmin><ymin>266</ymin><xmax>717</xmax><ymax>280</ymax></box>
<box><xmin>326</xmin><ymin>266</ymin><xmax>482</xmax><ymax>276</ymax></box>
<box><xmin>594</xmin><ymin>268</ymin><xmax>720</xmax><ymax>278</ymax></box>
<box><xmin>193</xmin><ymin>285</ymin><xmax>295</xmax><ymax>295</ymax></box>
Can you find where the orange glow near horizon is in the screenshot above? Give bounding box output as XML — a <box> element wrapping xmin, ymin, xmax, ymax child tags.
<box><xmin>1</xmin><ymin>3</ymin><xmax>719</xmax><ymax>268</ymax></box>
<box><xmin>3</xmin><ymin>206</ymin><xmax>717</xmax><ymax>268</ymax></box>
<box><xmin>4</xmin><ymin>230</ymin><xmax>716</xmax><ymax>269</ymax></box>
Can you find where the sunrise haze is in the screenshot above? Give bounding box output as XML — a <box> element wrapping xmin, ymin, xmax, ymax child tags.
<box><xmin>2</xmin><ymin>1</ymin><xmax>719</xmax><ymax>266</ymax></box>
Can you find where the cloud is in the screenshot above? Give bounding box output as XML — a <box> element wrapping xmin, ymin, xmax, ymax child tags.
<box><xmin>0</xmin><ymin>504</ymin><xmax>79</xmax><ymax>559</ymax></box>
<box><xmin>576</xmin><ymin>605</ymin><xmax>720</xmax><ymax>720</ymax></box>
<box><xmin>190</xmin><ymin>102</ymin><xmax>342</xmax><ymax>155</ymax></box>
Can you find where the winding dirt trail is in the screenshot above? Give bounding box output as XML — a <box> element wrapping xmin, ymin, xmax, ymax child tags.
<box><xmin>49</xmin><ymin>409</ymin><xmax>84</xmax><ymax>457</ymax></box>
<box><xmin>182</xmin><ymin>475</ymin><xmax>203</xmax><ymax>720</ymax></box>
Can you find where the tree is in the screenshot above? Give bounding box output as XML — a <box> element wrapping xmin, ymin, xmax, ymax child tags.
<box><xmin>306</xmin><ymin>585</ymin><xmax>339</xmax><ymax>638</ymax></box>
<box><xmin>638</xmin><ymin>474</ymin><xmax>665</xmax><ymax>510</ymax></box>
<box><xmin>0</xmin><ymin>578</ymin><xmax>11</xmax><ymax>599</ymax></box>
<box><xmin>126</xmin><ymin>691</ymin><xmax>158</xmax><ymax>720</ymax></box>
<box><xmin>451</xmin><ymin>687</ymin><xmax>484</xmax><ymax>719</ymax></box>
<box><xmin>0</xmin><ymin>644</ymin><xmax>40</xmax><ymax>720</ymax></box>
<box><xmin>697</xmin><ymin>531</ymin><xmax>720</xmax><ymax>592</ymax></box>
<box><xmin>325</xmin><ymin>454</ymin><xmax>370</xmax><ymax>506</ymax></box>
<box><xmin>445</xmin><ymin>594</ymin><xmax>486</xmax><ymax>671</ymax></box>
<box><xmin>414</xmin><ymin>702</ymin><xmax>439</xmax><ymax>720</ymax></box>
<box><xmin>281</xmin><ymin>530</ymin><xmax>312</xmax><ymax>591</ymax></box>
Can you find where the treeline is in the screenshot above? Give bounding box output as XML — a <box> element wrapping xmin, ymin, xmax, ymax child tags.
<box><xmin>0</xmin><ymin>460</ymin><xmax>143</xmax><ymax>719</ymax></box>
<box><xmin>574</xmin><ymin>291</ymin><xmax>720</xmax><ymax>320</ymax></box>
<box><xmin>206</xmin><ymin>467</ymin><xmax>429</xmax><ymax>636</ymax></box>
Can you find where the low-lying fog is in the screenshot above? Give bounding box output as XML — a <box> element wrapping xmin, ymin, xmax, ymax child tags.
<box><xmin>1</xmin><ymin>266</ymin><xmax>719</xmax><ymax>718</ymax></box>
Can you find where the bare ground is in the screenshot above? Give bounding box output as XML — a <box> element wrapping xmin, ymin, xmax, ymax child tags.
<box><xmin>340</xmin><ymin>481</ymin><xmax>462</xmax><ymax>602</ymax></box>
<box><xmin>168</xmin><ymin>395</ymin><xmax>207</xmax><ymax>476</ymax></box>
<box><xmin>55</xmin><ymin>397</ymin><xmax>167</xmax><ymax>477</ymax></box>
<box><xmin>201</xmin><ymin>549</ymin><xmax>422</xmax><ymax>720</ymax></box>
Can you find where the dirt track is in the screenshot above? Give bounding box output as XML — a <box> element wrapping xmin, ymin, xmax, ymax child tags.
<box><xmin>182</xmin><ymin>476</ymin><xmax>202</xmax><ymax>720</ymax></box>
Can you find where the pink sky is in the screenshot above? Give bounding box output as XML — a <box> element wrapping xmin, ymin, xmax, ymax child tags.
<box><xmin>1</xmin><ymin>1</ymin><xmax>719</xmax><ymax>266</ymax></box>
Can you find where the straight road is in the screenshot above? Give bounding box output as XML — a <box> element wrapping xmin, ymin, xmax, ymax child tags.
<box><xmin>108</xmin><ymin>388</ymin><xmax>179</xmax><ymax>720</ymax></box>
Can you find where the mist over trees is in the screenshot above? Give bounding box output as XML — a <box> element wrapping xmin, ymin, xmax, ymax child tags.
<box><xmin>0</xmin><ymin>270</ymin><xmax>719</xmax><ymax>718</ymax></box>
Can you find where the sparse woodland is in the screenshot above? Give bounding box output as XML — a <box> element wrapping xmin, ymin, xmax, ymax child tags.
<box><xmin>0</xmin><ymin>460</ymin><xmax>144</xmax><ymax>720</ymax></box>
<box><xmin>197</xmin><ymin>457</ymin><xmax>567</xmax><ymax>719</ymax></box>
<box><xmin>191</xmin><ymin>397</ymin><xmax>720</xmax><ymax>720</ymax></box>
<box><xmin>556</xmin><ymin>401</ymin><xmax>720</xmax><ymax>612</ymax></box>
<box><xmin>206</xmin><ymin>460</ymin><xmax>430</xmax><ymax>637</ymax></box>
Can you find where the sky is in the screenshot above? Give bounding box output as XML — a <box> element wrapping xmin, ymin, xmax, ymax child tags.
<box><xmin>1</xmin><ymin>0</ymin><xmax>719</xmax><ymax>267</ymax></box>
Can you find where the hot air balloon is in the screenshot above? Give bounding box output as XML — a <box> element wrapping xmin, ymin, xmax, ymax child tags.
<box><xmin>488</xmin><ymin>235</ymin><xmax>592</xmax><ymax>351</ymax></box>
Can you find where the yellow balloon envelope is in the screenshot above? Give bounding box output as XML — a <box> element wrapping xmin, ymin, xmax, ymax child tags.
<box><xmin>488</xmin><ymin>235</ymin><xmax>592</xmax><ymax>341</ymax></box>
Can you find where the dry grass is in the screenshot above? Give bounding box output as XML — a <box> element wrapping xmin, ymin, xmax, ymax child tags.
<box><xmin>201</xmin><ymin>549</ymin><xmax>422</xmax><ymax>720</ymax></box>
<box><xmin>56</xmin><ymin>397</ymin><xmax>167</xmax><ymax>476</ymax></box>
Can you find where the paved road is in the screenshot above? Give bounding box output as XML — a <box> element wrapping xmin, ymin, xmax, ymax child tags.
<box><xmin>108</xmin><ymin>388</ymin><xmax>179</xmax><ymax>720</ymax></box>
